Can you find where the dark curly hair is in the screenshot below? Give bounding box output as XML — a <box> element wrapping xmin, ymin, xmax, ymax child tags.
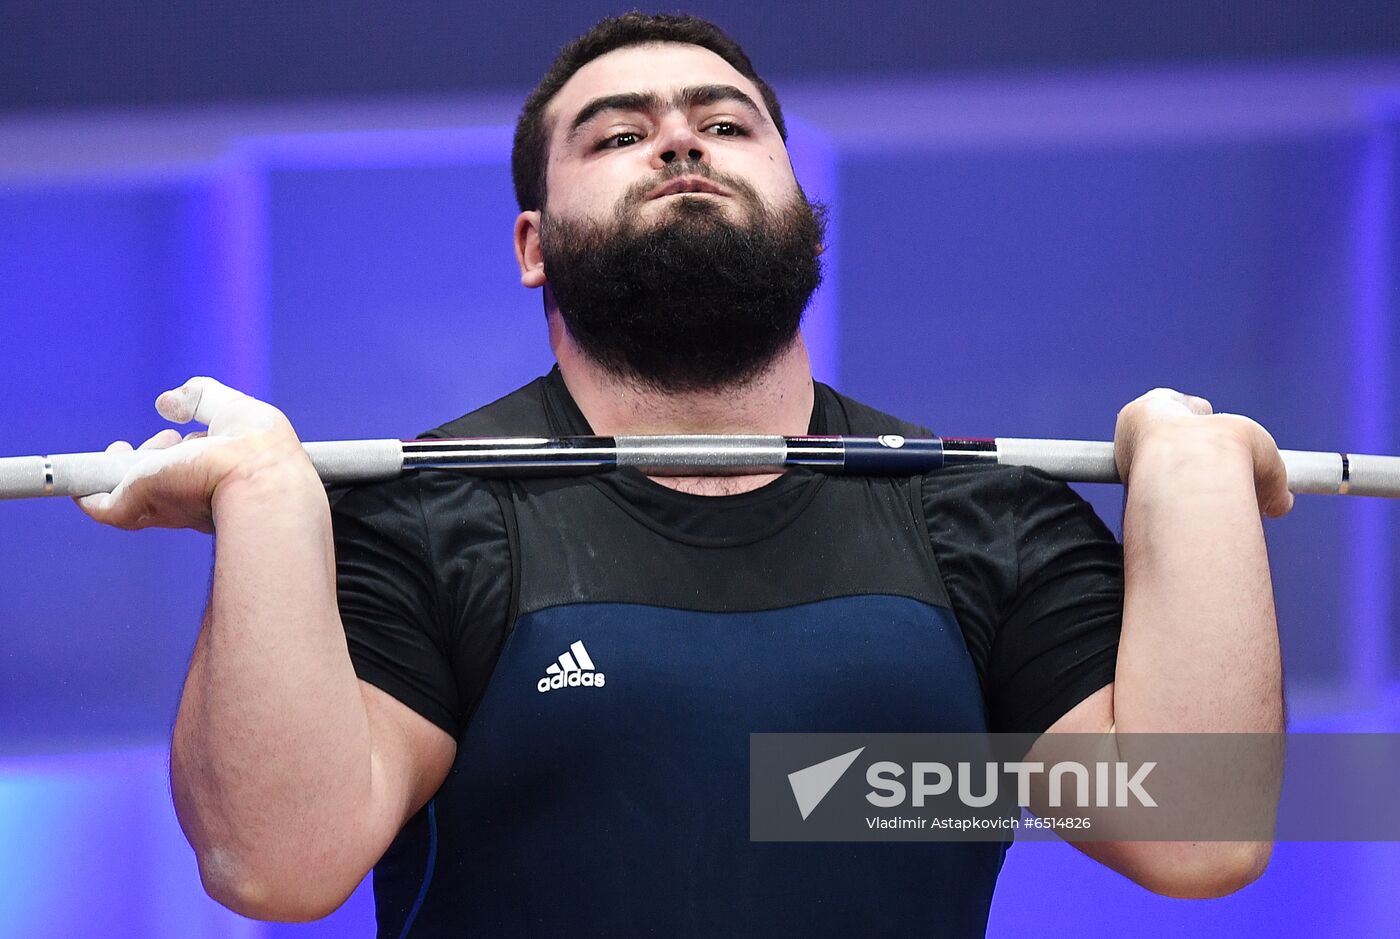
<box><xmin>511</xmin><ymin>12</ymin><xmax>788</xmax><ymax>211</ymax></box>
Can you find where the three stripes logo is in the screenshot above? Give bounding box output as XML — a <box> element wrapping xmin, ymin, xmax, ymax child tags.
<box><xmin>537</xmin><ymin>640</ymin><xmax>607</xmax><ymax>693</ymax></box>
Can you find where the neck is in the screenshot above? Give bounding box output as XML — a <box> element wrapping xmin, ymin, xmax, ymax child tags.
<box><xmin>549</xmin><ymin>312</ymin><xmax>815</xmax><ymax>437</ymax></box>
<box><xmin>548</xmin><ymin>312</ymin><xmax>814</xmax><ymax>496</ymax></box>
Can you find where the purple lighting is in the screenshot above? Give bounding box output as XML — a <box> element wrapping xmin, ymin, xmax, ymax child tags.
<box><xmin>177</xmin><ymin>158</ymin><xmax>270</xmax><ymax>399</ymax></box>
<box><xmin>1348</xmin><ymin>110</ymin><xmax>1397</xmax><ymax>708</ymax></box>
<box><xmin>6</xmin><ymin>62</ymin><xmax>1400</xmax><ymax>936</ymax></box>
<box><xmin>0</xmin><ymin>747</ymin><xmax>258</xmax><ymax>938</ymax></box>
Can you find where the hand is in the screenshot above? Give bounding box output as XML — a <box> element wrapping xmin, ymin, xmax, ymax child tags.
<box><xmin>75</xmin><ymin>377</ymin><xmax>316</xmax><ymax>533</ymax></box>
<box><xmin>1113</xmin><ymin>387</ymin><xmax>1293</xmax><ymax>518</ymax></box>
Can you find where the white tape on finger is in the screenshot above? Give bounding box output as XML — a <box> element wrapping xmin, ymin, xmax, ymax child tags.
<box><xmin>156</xmin><ymin>376</ymin><xmax>251</xmax><ymax>426</ymax></box>
<box><xmin>190</xmin><ymin>378</ymin><xmax>251</xmax><ymax>426</ymax></box>
<box><xmin>155</xmin><ymin>380</ymin><xmax>201</xmax><ymax>424</ymax></box>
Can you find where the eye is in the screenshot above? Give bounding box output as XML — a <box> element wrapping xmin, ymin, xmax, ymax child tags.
<box><xmin>704</xmin><ymin>121</ymin><xmax>747</xmax><ymax>137</ymax></box>
<box><xmin>597</xmin><ymin>131</ymin><xmax>642</xmax><ymax>150</ymax></box>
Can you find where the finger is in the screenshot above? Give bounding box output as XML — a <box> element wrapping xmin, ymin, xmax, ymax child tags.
<box><xmin>137</xmin><ymin>428</ymin><xmax>184</xmax><ymax>451</ymax></box>
<box><xmin>1236</xmin><ymin>417</ymin><xmax>1292</xmax><ymax>517</ymax></box>
<box><xmin>74</xmin><ymin>440</ymin><xmax>134</xmax><ymax>515</ymax></box>
<box><xmin>1148</xmin><ymin>388</ymin><xmax>1213</xmax><ymax>415</ymax></box>
<box><xmin>1257</xmin><ymin>450</ymin><xmax>1294</xmax><ymax>517</ymax></box>
<box><xmin>1145</xmin><ymin>387</ymin><xmax>1191</xmax><ymax>408</ymax></box>
<box><xmin>1125</xmin><ymin>387</ymin><xmax>1194</xmax><ymax>421</ymax></box>
<box><xmin>155</xmin><ymin>376</ymin><xmax>251</xmax><ymax>426</ymax></box>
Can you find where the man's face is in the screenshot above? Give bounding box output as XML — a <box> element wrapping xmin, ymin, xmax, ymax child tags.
<box><xmin>540</xmin><ymin>42</ymin><xmax>800</xmax><ymax>227</ymax></box>
<box><xmin>518</xmin><ymin>41</ymin><xmax>824</xmax><ymax>395</ymax></box>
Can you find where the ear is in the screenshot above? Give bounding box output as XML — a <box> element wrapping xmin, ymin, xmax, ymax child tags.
<box><xmin>514</xmin><ymin>210</ymin><xmax>546</xmax><ymax>289</ymax></box>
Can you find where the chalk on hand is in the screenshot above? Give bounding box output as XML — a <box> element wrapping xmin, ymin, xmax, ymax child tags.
<box><xmin>155</xmin><ymin>377</ymin><xmax>246</xmax><ymax>426</ymax></box>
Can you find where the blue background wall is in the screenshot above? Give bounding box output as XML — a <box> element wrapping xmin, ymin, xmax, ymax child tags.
<box><xmin>1</xmin><ymin>7</ymin><xmax>1399</xmax><ymax>937</ymax></box>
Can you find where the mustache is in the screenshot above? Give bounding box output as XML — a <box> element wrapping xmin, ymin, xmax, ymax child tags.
<box><xmin>618</xmin><ymin>160</ymin><xmax>763</xmax><ymax>211</ymax></box>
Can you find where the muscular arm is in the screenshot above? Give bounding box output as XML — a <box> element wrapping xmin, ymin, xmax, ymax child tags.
<box><xmin>1031</xmin><ymin>390</ymin><xmax>1289</xmax><ymax>897</ymax></box>
<box><xmin>1113</xmin><ymin>430</ymin><xmax>1283</xmax><ymax>736</ymax></box>
<box><xmin>81</xmin><ymin>379</ymin><xmax>455</xmax><ymax>921</ymax></box>
<box><xmin>172</xmin><ymin>467</ymin><xmax>454</xmax><ymax>920</ymax></box>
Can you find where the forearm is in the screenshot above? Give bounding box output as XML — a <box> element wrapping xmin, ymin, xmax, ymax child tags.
<box><xmin>1033</xmin><ymin>396</ymin><xmax>1286</xmax><ymax>896</ymax></box>
<box><xmin>171</xmin><ymin>463</ymin><xmax>375</xmax><ymax>918</ymax></box>
<box><xmin>1112</xmin><ymin>432</ymin><xmax>1284</xmax><ymax>734</ymax></box>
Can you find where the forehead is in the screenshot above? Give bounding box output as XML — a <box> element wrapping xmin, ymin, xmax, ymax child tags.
<box><xmin>546</xmin><ymin>42</ymin><xmax>771</xmax><ymax>134</ymax></box>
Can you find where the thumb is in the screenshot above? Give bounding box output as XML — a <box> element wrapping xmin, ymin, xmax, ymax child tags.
<box><xmin>154</xmin><ymin>377</ymin><xmax>281</xmax><ymax>436</ymax></box>
<box><xmin>156</xmin><ymin>376</ymin><xmax>251</xmax><ymax>426</ymax></box>
<box><xmin>1228</xmin><ymin>414</ymin><xmax>1292</xmax><ymax>518</ymax></box>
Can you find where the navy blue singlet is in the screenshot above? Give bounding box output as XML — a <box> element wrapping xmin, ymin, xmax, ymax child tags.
<box><xmin>361</xmin><ymin>375</ymin><xmax>1009</xmax><ymax>937</ymax></box>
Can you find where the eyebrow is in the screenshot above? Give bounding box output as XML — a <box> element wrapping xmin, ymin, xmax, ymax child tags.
<box><xmin>565</xmin><ymin>84</ymin><xmax>766</xmax><ymax>143</ymax></box>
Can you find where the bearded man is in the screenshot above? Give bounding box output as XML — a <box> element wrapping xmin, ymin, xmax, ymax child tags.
<box><xmin>78</xmin><ymin>12</ymin><xmax>1291</xmax><ymax>937</ymax></box>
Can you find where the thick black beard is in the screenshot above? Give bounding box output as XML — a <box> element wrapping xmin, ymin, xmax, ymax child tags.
<box><xmin>540</xmin><ymin>180</ymin><xmax>826</xmax><ymax>395</ymax></box>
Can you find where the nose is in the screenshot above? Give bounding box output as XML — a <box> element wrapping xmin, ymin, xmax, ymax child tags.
<box><xmin>659</xmin><ymin>148</ymin><xmax>704</xmax><ymax>165</ymax></box>
<box><xmin>652</xmin><ymin>117</ymin><xmax>707</xmax><ymax>168</ymax></box>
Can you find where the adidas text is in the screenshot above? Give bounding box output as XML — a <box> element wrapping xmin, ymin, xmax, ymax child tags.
<box><xmin>537</xmin><ymin>671</ymin><xmax>606</xmax><ymax>693</ymax></box>
<box><xmin>537</xmin><ymin>639</ymin><xmax>606</xmax><ymax>693</ymax></box>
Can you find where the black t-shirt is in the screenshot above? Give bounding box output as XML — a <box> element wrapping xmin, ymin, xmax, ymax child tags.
<box><xmin>332</xmin><ymin>368</ymin><xmax>1122</xmax><ymax>741</ymax></box>
<box><xmin>328</xmin><ymin>368</ymin><xmax>1123</xmax><ymax>937</ymax></box>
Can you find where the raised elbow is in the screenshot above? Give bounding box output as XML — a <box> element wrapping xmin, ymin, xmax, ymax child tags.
<box><xmin>1128</xmin><ymin>841</ymin><xmax>1272</xmax><ymax>899</ymax></box>
<box><xmin>196</xmin><ymin>846</ymin><xmax>349</xmax><ymax>923</ymax></box>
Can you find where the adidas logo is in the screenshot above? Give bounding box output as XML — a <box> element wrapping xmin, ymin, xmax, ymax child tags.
<box><xmin>537</xmin><ymin>640</ymin><xmax>607</xmax><ymax>693</ymax></box>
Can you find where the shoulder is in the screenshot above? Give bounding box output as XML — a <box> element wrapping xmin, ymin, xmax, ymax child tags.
<box><xmin>815</xmin><ymin>383</ymin><xmax>932</xmax><ymax>437</ymax></box>
<box><xmin>419</xmin><ymin>374</ymin><xmax>553</xmax><ymax>439</ymax></box>
<box><xmin>815</xmin><ymin>385</ymin><xmax>1088</xmax><ymax>513</ymax></box>
<box><xmin>921</xmin><ymin>464</ymin><xmax>1110</xmax><ymax>533</ymax></box>
<box><xmin>817</xmin><ymin>384</ymin><xmax>1028</xmax><ymax>514</ymax></box>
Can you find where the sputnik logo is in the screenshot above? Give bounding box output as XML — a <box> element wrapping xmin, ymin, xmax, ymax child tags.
<box><xmin>787</xmin><ymin>747</ymin><xmax>866</xmax><ymax>820</ymax></box>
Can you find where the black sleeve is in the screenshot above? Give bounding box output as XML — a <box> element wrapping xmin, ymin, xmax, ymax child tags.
<box><xmin>924</xmin><ymin>466</ymin><xmax>1123</xmax><ymax>735</ymax></box>
<box><xmin>329</xmin><ymin>471</ymin><xmax>515</xmax><ymax>741</ymax></box>
<box><xmin>329</xmin><ymin>473</ymin><xmax>461</xmax><ymax>738</ymax></box>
